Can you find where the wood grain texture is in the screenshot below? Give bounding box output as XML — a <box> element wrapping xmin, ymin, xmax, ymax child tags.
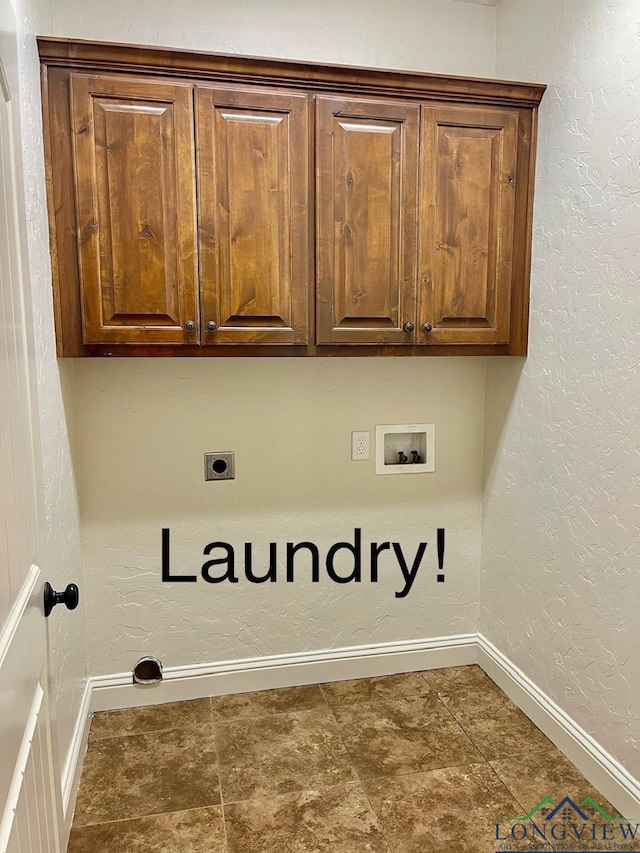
<box><xmin>41</xmin><ymin>67</ymin><xmax>84</xmax><ymax>356</ymax></box>
<box><xmin>196</xmin><ymin>86</ymin><xmax>309</xmax><ymax>344</ymax></box>
<box><xmin>507</xmin><ymin>107</ymin><xmax>538</xmax><ymax>356</ymax></box>
<box><xmin>70</xmin><ymin>73</ymin><xmax>198</xmax><ymax>344</ymax></box>
<box><xmin>39</xmin><ymin>40</ymin><xmax>544</xmax><ymax>358</ymax></box>
<box><xmin>316</xmin><ymin>97</ymin><xmax>419</xmax><ymax>344</ymax></box>
<box><xmin>419</xmin><ymin>104</ymin><xmax>519</xmax><ymax>346</ymax></box>
<box><xmin>37</xmin><ymin>37</ymin><xmax>546</xmax><ymax>108</ymax></box>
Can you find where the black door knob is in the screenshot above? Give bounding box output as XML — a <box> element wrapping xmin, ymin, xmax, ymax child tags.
<box><xmin>44</xmin><ymin>582</ymin><xmax>79</xmax><ymax>617</ymax></box>
<box><xmin>404</xmin><ymin>322</ymin><xmax>415</xmax><ymax>333</ymax></box>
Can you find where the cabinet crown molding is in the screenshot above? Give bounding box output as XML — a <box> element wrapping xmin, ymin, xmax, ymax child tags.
<box><xmin>37</xmin><ymin>37</ymin><xmax>546</xmax><ymax>108</ymax></box>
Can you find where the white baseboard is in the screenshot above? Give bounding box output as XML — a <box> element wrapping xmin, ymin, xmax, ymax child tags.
<box><xmin>477</xmin><ymin>633</ymin><xmax>640</xmax><ymax>819</ymax></box>
<box><xmin>59</xmin><ymin>633</ymin><xmax>640</xmax><ymax>830</ymax></box>
<box><xmin>60</xmin><ymin>678</ymin><xmax>92</xmax><ymax>841</ymax></box>
<box><xmin>89</xmin><ymin>633</ymin><xmax>477</xmax><ymax>712</ymax></box>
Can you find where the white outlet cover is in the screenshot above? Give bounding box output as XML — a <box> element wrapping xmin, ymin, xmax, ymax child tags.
<box><xmin>351</xmin><ymin>430</ymin><xmax>370</xmax><ymax>461</ymax></box>
<box><xmin>375</xmin><ymin>424</ymin><xmax>435</xmax><ymax>475</ymax></box>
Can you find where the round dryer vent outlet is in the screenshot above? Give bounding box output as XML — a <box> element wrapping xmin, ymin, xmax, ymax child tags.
<box><xmin>132</xmin><ymin>656</ymin><xmax>163</xmax><ymax>684</ymax></box>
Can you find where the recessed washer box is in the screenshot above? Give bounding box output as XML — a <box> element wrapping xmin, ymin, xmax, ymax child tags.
<box><xmin>375</xmin><ymin>424</ymin><xmax>435</xmax><ymax>475</ymax></box>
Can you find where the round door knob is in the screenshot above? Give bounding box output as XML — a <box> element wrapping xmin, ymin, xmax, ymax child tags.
<box><xmin>423</xmin><ymin>323</ymin><xmax>433</xmax><ymax>333</ymax></box>
<box><xmin>43</xmin><ymin>582</ymin><xmax>79</xmax><ymax>618</ymax></box>
<box><xmin>206</xmin><ymin>321</ymin><xmax>218</xmax><ymax>333</ymax></box>
<box><xmin>184</xmin><ymin>320</ymin><xmax>196</xmax><ymax>332</ymax></box>
<box><xmin>404</xmin><ymin>322</ymin><xmax>415</xmax><ymax>333</ymax></box>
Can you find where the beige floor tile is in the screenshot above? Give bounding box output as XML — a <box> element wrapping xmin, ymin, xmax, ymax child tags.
<box><xmin>422</xmin><ymin>665</ymin><xmax>553</xmax><ymax>760</ymax></box>
<box><xmin>331</xmin><ymin>694</ymin><xmax>481</xmax><ymax>778</ymax></box>
<box><xmin>69</xmin><ymin>676</ymin><xmax>628</xmax><ymax>853</ymax></box>
<box><xmin>421</xmin><ymin>664</ymin><xmax>496</xmax><ymax>687</ymax></box>
<box><xmin>211</xmin><ymin>684</ymin><xmax>325</xmax><ymax>721</ymax></box>
<box><xmin>217</xmin><ymin>706</ymin><xmax>357</xmax><ymax>802</ymax></box>
<box><xmin>320</xmin><ymin>673</ymin><xmax>431</xmax><ymax>709</ymax></box>
<box><xmin>421</xmin><ymin>665</ymin><xmax>512</xmax><ymax>715</ymax></box>
<box><xmin>89</xmin><ymin>699</ymin><xmax>212</xmax><ymax>740</ymax></box>
<box><xmin>67</xmin><ymin>806</ymin><xmax>226</xmax><ymax>853</ymax></box>
<box><xmin>491</xmin><ymin>747</ymin><xmax>625</xmax><ymax>820</ymax></box>
<box><xmin>364</xmin><ymin>762</ymin><xmax>553</xmax><ymax>853</ymax></box>
<box><xmin>73</xmin><ymin>728</ymin><xmax>220</xmax><ymax>826</ymax></box>
<box><xmin>225</xmin><ymin>783</ymin><xmax>390</xmax><ymax>852</ymax></box>
<box><xmin>454</xmin><ymin>704</ymin><xmax>553</xmax><ymax>761</ymax></box>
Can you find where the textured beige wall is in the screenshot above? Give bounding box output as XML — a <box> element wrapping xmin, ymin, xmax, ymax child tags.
<box><xmin>43</xmin><ymin>0</ymin><xmax>498</xmax><ymax>677</ymax></box>
<box><xmin>73</xmin><ymin>358</ymin><xmax>485</xmax><ymax>674</ymax></box>
<box><xmin>51</xmin><ymin>0</ymin><xmax>497</xmax><ymax>77</ymax></box>
<box><xmin>483</xmin><ymin>0</ymin><xmax>640</xmax><ymax>776</ymax></box>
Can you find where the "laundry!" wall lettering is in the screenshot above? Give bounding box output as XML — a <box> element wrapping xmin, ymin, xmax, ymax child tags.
<box><xmin>160</xmin><ymin>527</ymin><xmax>446</xmax><ymax>598</ymax></box>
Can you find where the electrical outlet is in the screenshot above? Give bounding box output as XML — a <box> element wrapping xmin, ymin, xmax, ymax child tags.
<box><xmin>204</xmin><ymin>451</ymin><xmax>235</xmax><ymax>481</ymax></box>
<box><xmin>351</xmin><ymin>431</ymin><xmax>370</xmax><ymax>461</ymax></box>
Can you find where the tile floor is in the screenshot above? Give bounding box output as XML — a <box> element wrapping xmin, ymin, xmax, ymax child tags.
<box><xmin>67</xmin><ymin>665</ymin><xmax>625</xmax><ymax>852</ymax></box>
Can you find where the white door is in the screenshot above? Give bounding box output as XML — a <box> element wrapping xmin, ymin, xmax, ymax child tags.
<box><xmin>0</xmin><ymin>0</ymin><xmax>63</xmax><ymax>850</ymax></box>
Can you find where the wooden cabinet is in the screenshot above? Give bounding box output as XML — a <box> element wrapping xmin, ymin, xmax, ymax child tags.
<box><xmin>317</xmin><ymin>98</ymin><xmax>520</xmax><ymax>348</ymax></box>
<box><xmin>196</xmin><ymin>86</ymin><xmax>309</xmax><ymax>344</ymax></box>
<box><xmin>316</xmin><ymin>97</ymin><xmax>419</xmax><ymax>345</ymax></box>
<box><xmin>68</xmin><ymin>77</ymin><xmax>309</xmax><ymax>347</ymax></box>
<box><xmin>39</xmin><ymin>38</ymin><xmax>545</xmax><ymax>357</ymax></box>
<box><xmin>70</xmin><ymin>75</ymin><xmax>199</xmax><ymax>344</ymax></box>
<box><xmin>419</xmin><ymin>104</ymin><xmax>518</xmax><ymax>346</ymax></box>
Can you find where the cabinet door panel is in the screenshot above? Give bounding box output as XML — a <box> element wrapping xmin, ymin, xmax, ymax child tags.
<box><xmin>316</xmin><ymin>97</ymin><xmax>419</xmax><ymax>344</ymax></box>
<box><xmin>70</xmin><ymin>75</ymin><xmax>198</xmax><ymax>344</ymax></box>
<box><xmin>197</xmin><ymin>87</ymin><xmax>309</xmax><ymax>344</ymax></box>
<box><xmin>419</xmin><ymin>105</ymin><xmax>518</xmax><ymax>345</ymax></box>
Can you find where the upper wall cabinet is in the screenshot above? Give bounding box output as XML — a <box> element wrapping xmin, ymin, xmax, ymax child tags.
<box><xmin>70</xmin><ymin>74</ymin><xmax>199</xmax><ymax>344</ymax></box>
<box><xmin>316</xmin><ymin>97</ymin><xmax>419</xmax><ymax>345</ymax></box>
<box><xmin>419</xmin><ymin>104</ymin><xmax>518</xmax><ymax>346</ymax></box>
<box><xmin>196</xmin><ymin>86</ymin><xmax>309</xmax><ymax>344</ymax></box>
<box><xmin>39</xmin><ymin>38</ymin><xmax>545</xmax><ymax>357</ymax></box>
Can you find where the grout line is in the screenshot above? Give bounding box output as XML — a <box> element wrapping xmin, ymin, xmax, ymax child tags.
<box><xmin>431</xmin><ymin>692</ymin><xmax>491</xmax><ymax>762</ymax></box>
<box><xmin>72</xmin><ymin>802</ymin><xmax>223</xmax><ymax>830</ymax></box>
<box><xmin>418</xmin><ymin>671</ymin><xmax>433</xmax><ymax>688</ymax></box>
<box><xmin>211</xmin><ymin>703</ymin><xmax>328</xmax><ymax>725</ymax></box>
<box><xmin>88</xmin><ymin>721</ymin><xmax>209</xmax><ymax>743</ymax></box>
<box><xmin>355</xmin><ymin>774</ymin><xmax>390</xmax><ymax>852</ymax></box>
<box><xmin>485</xmin><ymin>760</ymin><xmax>559</xmax><ymax>853</ymax></box>
<box><xmin>211</xmin><ymin>697</ymin><xmax>230</xmax><ymax>853</ymax></box>
<box><xmin>485</xmin><ymin>759</ymin><xmax>529</xmax><ymax>814</ymax></box>
<box><xmin>221</xmin><ymin>778</ymin><xmax>362</xmax><ymax>808</ymax></box>
<box><xmin>317</xmin><ymin>682</ymin><xmax>333</xmax><ymax>712</ymax></box>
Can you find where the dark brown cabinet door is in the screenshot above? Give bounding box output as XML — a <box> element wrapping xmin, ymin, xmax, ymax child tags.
<box><xmin>316</xmin><ymin>97</ymin><xmax>419</xmax><ymax>344</ymax></box>
<box><xmin>70</xmin><ymin>75</ymin><xmax>199</xmax><ymax>345</ymax></box>
<box><xmin>419</xmin><ymin>104</ymin><xmax>518</xmax><ymax>346</ymax></box>
<box><xmin>196</xmin><ymin>86</ymin><xmax>309</xmax><ymax>344</ymax></box>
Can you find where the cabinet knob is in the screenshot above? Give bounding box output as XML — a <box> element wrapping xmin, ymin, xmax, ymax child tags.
<box><xmin>404</xmin><ymin>322</ymin><xmax>415</xmax><ymax>333</ymax></box>
<box><xmin>423</xmin><ymin>323</ymin><xmax>433</xmax><ymax>333</ymax></box>
<box><xmin>184</xmin><ymin>320</ymin><xmax>196</xmax><ymax>332</ymax></box>
<box><xmin>206</xmin><ymin>321</ymin><xmax>218</xmax><ymax>333</ymax></box>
